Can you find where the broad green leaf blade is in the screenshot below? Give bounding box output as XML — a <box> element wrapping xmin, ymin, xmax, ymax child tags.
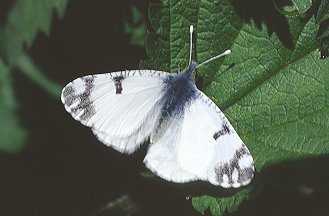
<box><xmin>141</xmin><ymin>0</ymin><xmax>200</xmax><ymax>72</ymax></box>
<box><xmin>144</xmin><ymin>0</ymin><xmax>329</xmax><ymax>215</ymax></box>
<box><xmin>205</xmin><ymin>14</ymin><xmax>328</xmax><ymax>215</ymax></box>
<box><xmin>166</xmin><ymin>0</ymin><xmax>199</xmax><ymax>71</ymax></box>
<box><xmin>206</xmin><ymin>16</ymin><xmax>318</xmax><ymax>109</ymax></box>
<box><xmin>0</xmin><ymin>0</ymin><xmax>68</xmax><ymax>65</ymax></box>
<box><xmin>196</xmin><ymin>0</ymin><xmax>243</xmax><ymax>86</ymax></box>
<box><xmin>0</xmin><ymin>58</ymin><xmax>26</xmax><ymax>152</ymax></box>
<box><xmin>140</xmin><ymin>2</ymin><xmax>170</xmax><ymax>70</ymax></box>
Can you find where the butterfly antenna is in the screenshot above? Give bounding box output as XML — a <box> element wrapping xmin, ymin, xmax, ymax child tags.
<box><xmin>189</xmin><ymin>25</ymin><xmax>193</xmax><ymax>66</ymax></box>
<box><xmin>196</xmin><ymin>49</ymin><xmax>231</xmax><ymax>69</ymax></box>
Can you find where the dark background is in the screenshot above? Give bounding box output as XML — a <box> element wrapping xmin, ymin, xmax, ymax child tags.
<box><xmin>1</xmin><ymin>1</ymin><xmax>199</xmax><ymax>215</ymax></box>
<box><xmin>0</xmin><ymin>0</ymin><xmax>328</xmax><ymax>216</ymax></box>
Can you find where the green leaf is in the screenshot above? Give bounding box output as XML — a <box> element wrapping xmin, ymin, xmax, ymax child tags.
<box><xmin>0</xmin><ymin>0</ymin><xmax>68</xmax><ymax>153</ymax></box>
<box><xmin>140</xmin><ymin>171</ymin><xmax>156</xmax><ymax>178</ymax></box>
<box><xmin>315</xmin><ymin>0</ymin><xmax>329</xmax><ymax>24</ymax></box>
<box><xmin>192</xmin><ymin>195</ymin><xmax>220</xmax><ymax>215</ymax></box>
<box><xmin>144</xmin><ymin>0</ymin><xmax>329</xmax><ymax>215</ymax></box>
<box><xmin>124</xmin><ymin>5</ymin><xmax>147</xmax><ymax>47</ymax></box>
<box><xmin>0</xmin><ymin>0</ymin><xmax>68</xmax><ymax>65</ymax></box>
<box><xmin>315</xmin><ymin>0</ymin><xmax>329</xmax><ymax>58</ymax></box>
<box><xmin>212</xmin><ymin>15</ymin><xmax>328</xmax><ymax>166</ymax></box>
<box><xmin>192</xmin><ymin>189</ymin><xmax>250</xmax><ymax>215</ymax></box>
<box><xmin>0</xmin><ymin>0</ymin><xmax>67</xmax><ymax>96</ymax></box>
<box><xmin>140</xmin><ymin>2</ymin><xmax>171</xmax><ymax>70</ymax></box>
<box><xmin>282</xmin><ymin>0</ymin><xmax>312</xmax><ymax>15</ymax></box>
<box><xmin>0</xmin><ymin>57</ymin><xmax>26</xmax><ymax>152</ymax></box>
<box><xmin>16</xmin><ymin>53</ymin><xmax>62</xmax><ymax>97</ymax></box>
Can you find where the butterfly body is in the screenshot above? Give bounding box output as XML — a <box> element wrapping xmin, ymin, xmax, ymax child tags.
<box><xmin>158</xmin><ymin>62</ymin><xmax>198</xmax><ymax>128</ymax></box>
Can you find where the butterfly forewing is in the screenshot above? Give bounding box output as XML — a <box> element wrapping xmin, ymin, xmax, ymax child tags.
<box><xmin>61</xmin><ymin>70</ymin><xmax>170</xmax><ymax>153</ymax></box>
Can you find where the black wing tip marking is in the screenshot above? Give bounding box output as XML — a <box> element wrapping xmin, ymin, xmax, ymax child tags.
<box><xmin>62</xmin><ymin>76</ymin><xmax>96</xmax><ymax>121</ymax></box>
<box><xmin>214</xmin><ymin>145</ymin><xmax>254</xmax><ymax>187</ymax></box>
<box><xmin>62</xmin><ymin>85</ymin><xmax>75</xmax><ymax>106</ymax></box>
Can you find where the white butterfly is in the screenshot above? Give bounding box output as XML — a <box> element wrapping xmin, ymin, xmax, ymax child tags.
<box><xmin>61</xmin><ymin>25</ymin><xmax>254</xmax><ymax>188</ymax></box>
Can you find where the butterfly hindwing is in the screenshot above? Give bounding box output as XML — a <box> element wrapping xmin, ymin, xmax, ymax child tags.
<box><xmin>174</xmin><ymin>91</ymin><xmax>254</xmax><ymax>188</ymax></box>
<box><xmin>144</xmin><ymin>116</ymin><xmax>199</xmax><ymax>183</ymax></box>
<box><xmin>142</xmin><ymin>88</ymin><xmax>254</xmax><ymax>188</ymax></box>
<box><xmin>61</xmin><ymin>70</ymin><xmax>169</xmax><ymax>153</ymax></box>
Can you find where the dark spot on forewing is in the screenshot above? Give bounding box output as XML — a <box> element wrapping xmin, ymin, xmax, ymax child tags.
<box><xmin>213</xmin><ymin>122</ymin><xmax>231</xmax><ymax>140</ymax></box>
<box><xmin>113</xmin><ymin>76</ymin><xmax>124</xmax><ymax>94</ymax></box>
<box><xmin>214</xmin><ymin>145</ymin><xmax>254</xmax><ymax>186</ymax></box>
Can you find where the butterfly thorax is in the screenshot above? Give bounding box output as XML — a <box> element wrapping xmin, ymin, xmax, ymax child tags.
<box><xmin>158</xmin><ymin>64</ymin><xmax>198</xmax><ymax>128</ymax></box>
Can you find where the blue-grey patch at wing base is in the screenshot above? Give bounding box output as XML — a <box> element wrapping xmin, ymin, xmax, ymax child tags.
<box><xmin>156</xmin><ymin>64</ymin><xmax>198</xmax><ymax>131</ymax></box>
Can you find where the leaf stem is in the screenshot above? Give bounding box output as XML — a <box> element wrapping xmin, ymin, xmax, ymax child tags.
<box><xmin>15</xmin><ymin>53</ymin><xmax>61</xmax><ymax>97</ymax></box>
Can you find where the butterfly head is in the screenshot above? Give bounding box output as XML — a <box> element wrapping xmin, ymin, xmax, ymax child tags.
<box><xmin>186</xmin><ymin>61</ymin><xmax>198</xmax><ymax>77</ymax></box>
